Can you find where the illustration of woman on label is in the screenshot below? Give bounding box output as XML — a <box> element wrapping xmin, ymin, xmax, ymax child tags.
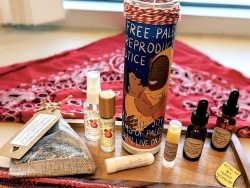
<box><xmin>142</xmin><ymin>55</ymin><xmax>170</xmax><ymax>120</ymax></box>
<box><xmin>124</xmin><ymin>67</ymin><xmax>165</xmax><ymax>131</ymax></box>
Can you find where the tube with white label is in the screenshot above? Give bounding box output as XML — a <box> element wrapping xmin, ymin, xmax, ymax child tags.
<box><xmin>104</xmin><ymin>152</ymin><xmax>154</xmax><ymax>174</ymax></box>
<box><xmin>162</xmin><ymin>120</ymin><xmax>182</xmax><ymax>168</ymax></box>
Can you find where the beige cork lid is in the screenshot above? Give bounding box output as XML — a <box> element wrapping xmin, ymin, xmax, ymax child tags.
<box><xmin>99</xmin><ymin>90</ymin><xmax>116</xmax><ymax>118</ymax></box>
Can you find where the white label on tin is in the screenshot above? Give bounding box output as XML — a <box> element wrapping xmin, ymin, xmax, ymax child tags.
<box><xmin>184</xmin><ymin>138</ymin><xmax>204</xmax><ymax>158</ymax></box>
<box><xmin>212</xmin><ymin>127</ymin><xmax>231</xmax><ymax>148</ymax></box>
<box><xmin>10</xmin><ymin>114</ymin><xmax>57</xmax><ymax>146</ymax></box>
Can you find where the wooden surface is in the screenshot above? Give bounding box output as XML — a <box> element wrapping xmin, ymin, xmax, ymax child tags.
<box><xmin>72</xmin><ymin>125</ymin><xmax>249</xmax><ymax>188</ymax></box>
<box><xmin>0</xmin><ymin>122</ymin><xmax>249</xmax><ymax>187</ymax></box>
<box><xmin>231</xmin><ymin>134</ymin><xmax>250</xmax><ymax>188</ymax></box>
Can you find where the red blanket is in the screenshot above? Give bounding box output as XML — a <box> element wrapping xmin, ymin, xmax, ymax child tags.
<box><xmin>0</xmin><ymin>32</ymin><xmax>250</xmax><ymax>138</ymax></box>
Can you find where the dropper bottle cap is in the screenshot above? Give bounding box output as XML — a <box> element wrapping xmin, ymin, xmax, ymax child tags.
<box><xmin>86</xmin><ymin>71</ymin><xmax>101</xmax><ymax>105</ymax></box>
<box><xmin>222</xmin><ymin>89</ymin><xmax>239</xmax><ymax>117</ymax></box>
<box><xmin>99</xmin><ymin>90</ymin><xmax>116</xmax><ymax>118</ymax></box>
<box><xmin>191</xmin><ymin>98</ymin><xmax>209</xmax><ymax>126</ymax></box>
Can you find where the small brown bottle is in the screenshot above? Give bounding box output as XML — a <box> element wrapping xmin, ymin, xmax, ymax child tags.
<box><xmin>183</xmin><ymin>98</ymin><xmax>209</xmax><ymax>161</ymax></box>
<box><xmin>211</xmin><ymin>89</ymin><xmax>239</xmax><ymax>151</ymax></box>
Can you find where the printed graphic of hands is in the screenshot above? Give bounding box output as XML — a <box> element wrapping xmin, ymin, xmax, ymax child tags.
<box><xmin>126</xmin><ymin>115</ymin><xmax>138</xmax><ymax>131</ymax></box>
<box><xmin>89</xmin><ymin>119</ymin><xmax>98</xmax><ymax>128</ymax></box>
<box><xmin>104</xmin><ymin>129</ymin><xmax>112</xmax><ymax>138</ymax></box>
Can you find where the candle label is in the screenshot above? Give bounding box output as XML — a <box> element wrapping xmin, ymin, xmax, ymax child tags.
<box><xmin>164</xmin><ymin>141</ymin><xmax>178</xmax><ymax>162</ymax></box>
<box><xmin>212</xmin><ymin>127</ymin><xmax>231</xmax><ymax>148</ymax></box>
<box><xmin>100</xmin><ymin>117</ymin><xmax>115</xmax><ymax>151</ymax></box>
<box><xmin>183</xmin><ymin>138</ymin><xmax>204</xmax><ymax>158</ymax></box>
<box><xmin>122</xmin><ymin>19</ymin><xmax>176</xmax><ymax>150</ymax></box>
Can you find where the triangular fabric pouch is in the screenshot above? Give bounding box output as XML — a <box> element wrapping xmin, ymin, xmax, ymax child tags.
<box><xmin>9</xmin><ymin>117</ymin><xmax>96</xmax><ymax>178</ymax></box>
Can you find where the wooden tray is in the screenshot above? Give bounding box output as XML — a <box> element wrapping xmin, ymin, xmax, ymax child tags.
<box><xmin>71</xmin><ymin>123</ymin><xmax>250</xmax><ymax>188</ymax></box>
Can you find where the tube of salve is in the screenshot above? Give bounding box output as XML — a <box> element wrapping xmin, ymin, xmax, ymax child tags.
<box><xmin>162</xmin><ymin>120</ymin><xmax>182</xmax><ymax>168</ymax></box>
<box><xmin>104</xmin><ymin>152</ymin><xmax>154</xmax><ymax>174</ymax></box>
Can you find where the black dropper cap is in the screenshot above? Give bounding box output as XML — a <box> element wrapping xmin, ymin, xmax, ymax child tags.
<box><xmin>222</xmin><ymin>89</ymin><xmax>239</xmax><ymax>117</ymax></box>
<box><xmin>191</xmin><ymin>98</ymin><xmax>209</xmax><ymax>126</ymax></box>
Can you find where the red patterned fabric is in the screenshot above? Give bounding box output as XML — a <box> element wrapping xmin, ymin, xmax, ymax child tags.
<box><xmin>0</xmin><ymin>32</ymin><xmax>250</xmax><ymax>138</ymax></box>
<box><xmin>0</xmin><ymin>167</ymin><xmax>121</xmax><ymax>187</ymax></box>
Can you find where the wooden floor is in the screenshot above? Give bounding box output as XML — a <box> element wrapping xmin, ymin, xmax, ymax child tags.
<box><xmin>0</xmin><ymin>26</ymin><xmax>249</xmax><ymax>170</ymax></box>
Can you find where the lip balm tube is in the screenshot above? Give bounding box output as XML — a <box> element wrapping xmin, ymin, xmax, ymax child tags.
<box><xmin>104</xmin><ymin>152</ymin><xmax>154</xmax><ymax>174</ymax></box>
<box><xmin>162</xmin><ymin>120</ymin><xmax>182</xmax><ymax>168</ymax></box>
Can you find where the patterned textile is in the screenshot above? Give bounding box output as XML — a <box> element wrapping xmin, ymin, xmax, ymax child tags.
<box><xmin>0</xmin><ymin>32</ymin><xmax>250</xmax><ymax>138</ymax></box>
<box><xmin>0</xmin><ymin>167</ymin><xmax>121</xmax><ymax>187</ymax></box>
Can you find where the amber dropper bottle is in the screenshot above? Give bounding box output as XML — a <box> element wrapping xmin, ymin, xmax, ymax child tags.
<box><xmin>211</xmin><ymin>89</ymin><xmax>239</xmax><ymax>151</ymax></box>
<box><xmin>183</xmin><ymin>98</ymin><xmax>209</xmax><ymax>162</ymax></box>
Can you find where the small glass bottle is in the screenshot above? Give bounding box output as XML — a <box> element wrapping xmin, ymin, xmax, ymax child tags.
<box><xmin>211</xmin><ymin>89</ymin><xmax>239</xmax><ymax>151</ymax></box>
<box><xmin>163</xmin><ymin>120</ymin><xmax>182</xmax><ymax>168</ymax></box>
<box><xmin>183</xmin><ymin>98</ymin><xmax>209</xmax><ymax>162</ymax></box>
<box><xmin>84</xmin><ymin>71</ymin><xmax>101</xmax><ymax>141</ymax></box>
<box><xmin>99</xmin><ymin>90</ymin><xmax>116</xmax><ymax>152</ymax></box>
